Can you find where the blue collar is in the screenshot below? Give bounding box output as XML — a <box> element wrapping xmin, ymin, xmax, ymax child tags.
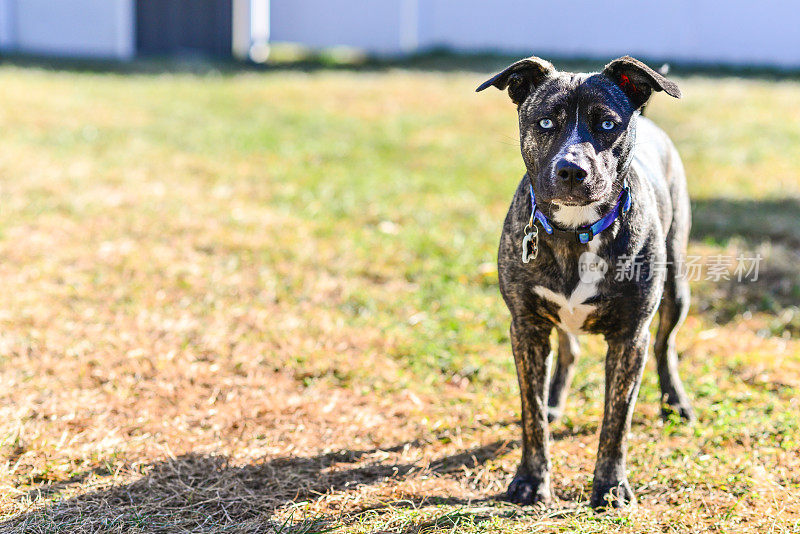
<box><xmin>527</xmin><ymin>179</ymin><xmax>632</xmax><ymax>244</ymax></box>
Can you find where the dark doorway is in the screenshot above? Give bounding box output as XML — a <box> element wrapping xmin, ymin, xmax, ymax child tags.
<box><xmin>136</xmin><ymin>0</ymin><xmax>233</xmax><ymax>58</ymax></box>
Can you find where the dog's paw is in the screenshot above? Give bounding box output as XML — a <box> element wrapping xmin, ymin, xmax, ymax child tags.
<box><xmin>590</xmin><ymin>478</ymin><xmax>635</xmax><ymax>510</ymax></box>
<box><xmin>660</xmin><ymin>395</ymin><xmax>695</xmax><ymax>422</ymax></box>
<box><xmin>506</xmin><ymin>475</ymin><xmax>551</xmax><ymax>506</ymax></box>
<box><xmin>546</xmin><ymin>406</ymin><xmax>562</xmax><ymax>423</ymax></box>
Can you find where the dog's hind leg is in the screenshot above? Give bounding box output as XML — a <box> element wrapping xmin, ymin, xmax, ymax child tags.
<box><xmin>654</xmin><ymin>262</ymin><xmax>695</xmax><ymax>421</ymax></box>
<box><xmin>654</xmin><ymin>148</ymin><xmax>694</xmax><ymax>421</ymax></box>
<box><xmin>547</xmin><ymin>329</ymin><xmax>580</xmax><ymax>422</ymax></box>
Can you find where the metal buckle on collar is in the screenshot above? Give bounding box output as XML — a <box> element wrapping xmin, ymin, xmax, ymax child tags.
<box><xmin>577</xmin><ymin>228</ymin><xmax>593</xmax><ymax>244</ymax></box>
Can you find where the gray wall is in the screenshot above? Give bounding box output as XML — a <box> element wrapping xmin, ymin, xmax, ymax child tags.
<box><xmin>270</xmin><ymin>0</ymin><xmax>800</xmax><ymax>67</ymax></box>
<box><xmin>0</xmin><ymin>0</ymin><xmax>135</xmax><ymax>59</ymax></box>
<box><xmin>1</xmin><ymin>0</ymin><xmax>798</xmax><ymax>66</ymax></box>
<box><xmin>270</xmin><ymin>0</ymin><xmax>416</xmax><ymax>54</ymax></box>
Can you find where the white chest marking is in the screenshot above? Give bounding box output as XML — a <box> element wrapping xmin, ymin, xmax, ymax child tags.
<box><xmin>533</xmin><ymin>244</ymin><xmax>602</xmax><ymax>335</ymax></box>
<box><xmin>534</xmin><ymin>285</ymin><xmax>596</xmax><ymax>335</ymax></box>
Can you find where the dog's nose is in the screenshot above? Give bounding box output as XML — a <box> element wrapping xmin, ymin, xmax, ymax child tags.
<box><xmin>556</xmin><ymin>160</ymin><xmax>588</xmax><ymax>182</ymax></box>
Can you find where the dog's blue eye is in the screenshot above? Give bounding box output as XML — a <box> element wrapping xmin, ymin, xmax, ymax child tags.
<box><xmin>539</xmin><ymin>118</ymin><xmax>554</xmax><ymax>129</ymax></box>
<box><xmin>601</xmin><ymin>120</ymin><xmax>616</xmax><ymax>130</ymax></box>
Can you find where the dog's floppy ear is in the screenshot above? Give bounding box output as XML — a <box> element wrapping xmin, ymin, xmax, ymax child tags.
<box><xmin>476</xmin><ymin>56</ymin><xmax>556</xmax><ymax>106</ymax></box>
<box><xmin>602</xmin><ymin>56</ymin><xmax>681</xmax><ymax>110</ymax></box>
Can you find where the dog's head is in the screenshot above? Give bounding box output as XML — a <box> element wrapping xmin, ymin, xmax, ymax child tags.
<box><xmin>477</xmin><ymin>56</ymin><xmax>680</xmax><ymax>221</ymax></box>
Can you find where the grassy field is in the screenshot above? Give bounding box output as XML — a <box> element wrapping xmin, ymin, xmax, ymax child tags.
<box><xmin>0</xmin><ymin>59</ymin><xmax>799</xmax><ymax>533</ymax></box>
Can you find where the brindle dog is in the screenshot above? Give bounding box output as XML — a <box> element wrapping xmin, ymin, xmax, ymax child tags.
<box><xmin>477</xmin><ymin>56</ymin><xmax>693</xmax><ymax>509</ymax></box>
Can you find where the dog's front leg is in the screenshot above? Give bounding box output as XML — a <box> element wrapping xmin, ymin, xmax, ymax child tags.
<box><xmin>591</xmin><ymin>331</ymin><xmax>650</xmax><ymax>509</ymax></box>
<box><xmin>507</xmin><ymin>319</ymin><xmax>552</xmax><ymax>505</ymax></box>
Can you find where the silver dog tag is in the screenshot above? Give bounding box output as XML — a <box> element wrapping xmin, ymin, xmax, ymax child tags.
<box><xmin>522</xmin><ymin>226</ymin><xmax>538</xmax><ymax>263</ymax></box>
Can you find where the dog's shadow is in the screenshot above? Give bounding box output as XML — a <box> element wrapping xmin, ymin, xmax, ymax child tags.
<box><xmin>1</xmin><ymin>424</ymin><xmax>595</xmax><ymax>533</ymax></box>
